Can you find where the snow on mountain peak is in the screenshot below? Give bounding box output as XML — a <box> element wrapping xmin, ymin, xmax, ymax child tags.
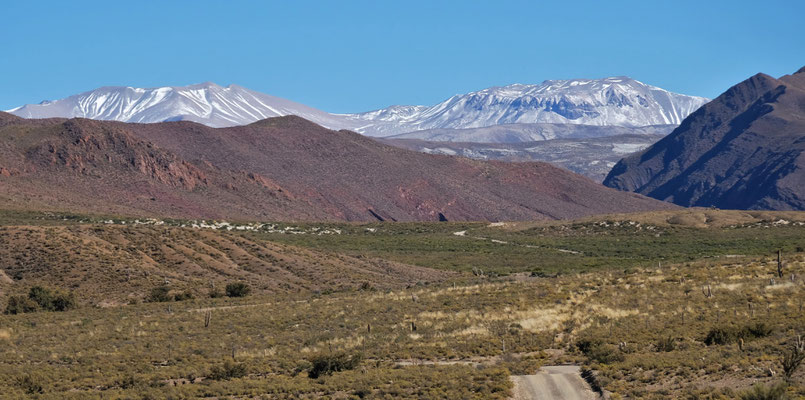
<box><xmin>346</xmin><ymin>77</ymin><xmax>709</xmax><ymax>136</ymax></box>
<box><xmin>7</xmin><ymin>83</ymin><xmax>353</xmax><ymax>130</ymax></box>
<box><xmin>7</xmin><ymin>77</ymin><xmax>709</xmax><ymax>138</ymax></box>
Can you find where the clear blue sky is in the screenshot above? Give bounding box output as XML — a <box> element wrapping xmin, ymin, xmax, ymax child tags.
<box><xmin>2</xmin><ymin>0</ymin><xmax>803</xmax><ymax>113</ymax></box>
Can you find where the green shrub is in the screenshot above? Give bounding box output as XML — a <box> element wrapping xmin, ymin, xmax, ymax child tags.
<box><xmin>50</xmin><ymin>292</ymin><xmax>75</xmax><ymax>311</ymax></box>
<box><xmin>225</xmin><ymin>282</ymin><xmax>251</xmax><ymax>298</ymax></box>
<box><xmin>208</xmin><ymin>361</ymin><xmax>247</xmax><ymax>380</ymax></box>
<box><xmin>308</xmin><ymin>352</ymin><xmax>363</xmax><ymax>378</ymax></box>
<box><xmin>4</xmin><ymin>287</ymin><xmax>75</xmax><ymax>314</ymax></box>
<box><xmin>4</xmin><ymin>295</ymin><xmax>39</xmax><ymax>314</ymax></box>
<box><xmin>147</xmin><ymin>286</ymin><xmax>172</xmax><ymax>302</ymax></box>
<box><xmin>28</xmin><ymin>286</ymin><xmax>54</xmax><ymax>310</ymax></box>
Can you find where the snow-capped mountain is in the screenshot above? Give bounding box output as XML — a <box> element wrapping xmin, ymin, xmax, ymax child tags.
<box><xmin>7</xmin><ymin>82</ymin><xmax>356</xmax><ymax>130</ymax></box>
<box><xmin>344</xmin><ymin>77</ymin><xmax>709</xmax><ymax>136</ymax></box>
<box><xmin>7</xmin><ymin>77</ymin><xmax>708</xmax><ymax>139</ymax></box>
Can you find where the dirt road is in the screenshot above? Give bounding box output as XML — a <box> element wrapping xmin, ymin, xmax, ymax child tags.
<box><xmin>510</xmin><ymin>365</ymin><xmax>597</xmax><ymax>400</ymax></box>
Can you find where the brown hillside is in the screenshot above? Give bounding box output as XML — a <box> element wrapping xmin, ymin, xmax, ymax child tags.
<box><xmin>0</xmin><ymin>224</ymin><xmax>449</xmax><ymax>304</ymax></box>
<box><xmin>0</xmin><ymin>115</ymin><xmax>674</xmax><ymax>221</ymax></box>
<box><xmin>605</xmin><ymin>66</ymin><xmax>805</xmax><ymax>210</ymax></box>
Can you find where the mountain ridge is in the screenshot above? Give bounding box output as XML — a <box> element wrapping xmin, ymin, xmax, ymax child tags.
<box><xmin>344</xmin><ymin>77</ymin><xmax>709</xmax><ymax>136</ymax></box>
<box><xmin>8</xmin><ymin>77</ymin><xmax>708</xmax><ymax>138</ymax></box>
<box><xmin>0</xmin><ymin>114</ymin><xmax>675</xmax><ymax>221</ymax></box>
<box><xmin>603</xmin><ymin>66</ymin><xmax>805</xmax><ymax>210</ymax></box>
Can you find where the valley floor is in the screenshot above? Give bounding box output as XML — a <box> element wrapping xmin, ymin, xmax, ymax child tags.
<box><xmin>1</xmin><ymin>209</ymin><xmax>804</xmax><ymax>398</ymax></box>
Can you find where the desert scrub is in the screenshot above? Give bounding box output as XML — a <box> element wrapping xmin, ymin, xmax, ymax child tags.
<box><xmin>225</xmin><ymin>282</ymin><xmax>251</xmax><ymax>298</ymax></box>
<box><xmin>4</xmin><ymin>286</ymin><xmax>75</xmax><ymax>314</ymax></box>
<box><xmin>208</xmin><ymin>361</ymin><xmax>248</xmax><ymax>380</ymax></box>
<box><xmin>307</xmin><ymin>352</ymin><xmax>362</xmax><ymax>378</ymax></box>
<box><xmin>146</xmin><ymin>285</ymin><xmax>172</xmax><ymax>302</ymax></box>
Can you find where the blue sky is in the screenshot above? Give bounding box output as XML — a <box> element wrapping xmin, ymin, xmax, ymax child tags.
<box><xmin>2</xmin><ymin>0</ymin><xmax>803</xmax><ymax>113</ymax></box>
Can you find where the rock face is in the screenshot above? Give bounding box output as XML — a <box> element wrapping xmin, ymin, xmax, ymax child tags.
<box><xmin>603</xmin><ymin>67</ymin><xmax>805</xmax><ymax>210</ymax></box>
<box><xmin>0</xmin><ymin>112</ymin><xmax>674</xmax><ymax>221</ymax></box>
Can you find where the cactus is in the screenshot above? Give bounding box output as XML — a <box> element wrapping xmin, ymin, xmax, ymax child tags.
<box><xmin>204</xmin><ymin>310</ymin><xmax>212</xmax><ymax>328</ymax></box>
<box><xmin>777</xmin><ymin>249</ymin><xmax>784</xmax><ymax>278</ymax></box>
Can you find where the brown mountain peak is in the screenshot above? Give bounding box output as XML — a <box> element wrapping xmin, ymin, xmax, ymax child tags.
<box><xmin>0</xmin><ymin>111</ymin><xmax>23</xmax><ymax>126</ymax></box>
<box><xmin>248</xmin><ymin>115</ymin><xmax>325</xmax><ymax>130</ymax></box>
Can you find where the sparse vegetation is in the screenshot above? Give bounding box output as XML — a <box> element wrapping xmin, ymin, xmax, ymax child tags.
<box><xmin>208</xmin><ymin>361</ymin><xmax>248</xmax><ymax>380</ymax></box>
<box><xmin>3</xmin><ymin>286</ymin><xmax>74</xmax><ymax>314</ymax></box>
<box><xmin>0</xmin><ymin>209</ymin><xmax>804</xmax><ymax>398</ymax></box>
<box><xmin>740</xmin><ymin>382</ymin><xmax>789</xmax><ymax>400</ymax></box>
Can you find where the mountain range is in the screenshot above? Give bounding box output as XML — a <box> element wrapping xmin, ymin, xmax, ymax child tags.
<box><xmin>7</xmin><ymin>77</ymin><xmax>708</xmax><ymax>139</ymax></box>
<box><xmin>604</xmin><ymin>66</ymin><xmax>805</xmax><ymax>210</ymax></box>
<box><xmin>346</xmin><ymin>77</ymin><xmax>708</xmax><ymax>137</ymax></box>
<box><xmin>0</xmin><ymin>112</ymin><xmax>673</xmax><ymax>221</ymax></box>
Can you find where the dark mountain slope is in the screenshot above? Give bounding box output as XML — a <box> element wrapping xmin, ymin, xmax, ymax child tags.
<box><xmin>604</xmin><ymin>67</ymin><xmax>805</xmax><ymax>210</ymax></box>
<box><xmin>0</xmin><ymin>115</ymin><xmax>673</xmax><ymax>221</ymax></box>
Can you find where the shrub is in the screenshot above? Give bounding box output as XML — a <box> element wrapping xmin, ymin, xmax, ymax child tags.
<box><xmin>655</xmin><ymin>336</ymin><xmax>676</xmax><ymax>352</ymax></box>
<box><xmin>308</xmin><ymin>352</ymin><xmax>363</xmax><ymax>378</ymax></box>
<box><xmin>225</xmin><ymin>282</ymin><xmax>251</xmax><ymax>298</ymax></box>
<box><xmin>50</xmin><ymin>292</ymin><xmax>75</xmax><ymax>311</ymax></box>
<box><xmin>147</xmin><ymin>286</ymin><xmax>172</xmax><ymax>302</ymax></box>
<box><xmin>28</xmin><ymin>286</ymin><xmax>54</xmax><ymax>310</ymax></box>
<box><xmin>739</xmin><ymin>382</ymin><xmax>788</xmax><ymax>400</ymax></box>
<box><xmin>15</xmin><ymin>375</ymin><xmax>44</xmax><ymax>395</ymax></box>
<box><xmin>705</xmin><ymin>327</ymin><xmax>736</xmax><ymax>345</ymax></box>
<box><xmin>4</xmin><ymin>287</ymin><xmax>75</xmax><ymax>314</ymax></box>
<box><xmin>4</xmin><ymin>295</ymin><xmax>39</xmax><ymax>315</ymax></box>
<box><xmin>705</xmin><ymin>323</ymin><xmax>775</xmax><ymax>346</ymax></box>
<box><xmin>576</xmin><ymin>339</ymin><xmax>624</xmax><ymax>364</ymax></box>
<box><xmin>745</xmin><ymin>322</ymin><xmax>773</xmax><ymax>339</ymax></box>
<box><xmin>173</xmin><ymin>290</ymin><xmax>194</xmax><ymax>301</ymax></box>
<box><xmin>208</xmin><ymin>361</ymin><xmax>247</xmax><ymax>380</ymax></box>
